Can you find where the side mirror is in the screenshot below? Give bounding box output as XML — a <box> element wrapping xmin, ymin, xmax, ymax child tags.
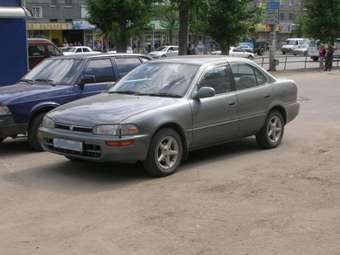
<box><xmin>79</xmin><ymin>75</ymin><xmax>95</xmax><ymax>87</ymax></box>
<box><xmin>193</xmin><ymin>87</ymin><xmax>216</xmax><ymax>100</ymax></box>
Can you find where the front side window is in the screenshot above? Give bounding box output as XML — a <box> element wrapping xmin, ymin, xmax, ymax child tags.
<box><xmin>76</xmin><ymin>48</ymin><xmax>82</xmax><ymax>53</ymax></box>
<box><xmin>109</xmin><ymin>62</ymin><xmax>199</xmax><ymax>97</ymax></box>
<box><xmin>198</xmin><ymin>66</ymin><xmax>232</xmax><ymax>94</ymax></box>
<box><xmin>82</xmin><ymin>47</ymin><xmax>90</xmax><ymax>52</ymax></box>
<box><xmin>84</xmin><ymin>59</ymin><xmax>115</xmax><ymax>83</ymax></box>
<box><xmin>115</xmin><ymin>58</ymin><xmax>141</xmax><ymax>78</ymax></box>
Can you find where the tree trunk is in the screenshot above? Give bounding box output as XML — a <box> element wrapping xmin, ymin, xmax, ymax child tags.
<box><xmin>169</xmin><ymin>29</ymin><xmax>173</xmax><ymax>45</ymax></box>
<box><xmin>116</xmin><ymin>26</ymin><xmax>128</xmax><ymax>53</ymax></box>
<box><xmin>178</xmin><ymin>0</ymin><xmax>189</xmax><ymax>55</ymax></box>
<box><xmin>221</xmin><ymin>43</ymin><xmax>230</xmax><ymax>55</ymax></box>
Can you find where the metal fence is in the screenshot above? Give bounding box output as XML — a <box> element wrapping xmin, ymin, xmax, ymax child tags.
<box><xmin>254</xmin><ymin>55</ymin><xmax>340</xmax><ymax>71</ymax></box>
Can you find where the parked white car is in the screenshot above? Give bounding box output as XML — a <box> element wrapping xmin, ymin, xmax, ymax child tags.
<box><xmin>229</xmin><ymin>46</ymin><xmax>255</xmax><ymax>59</ymax></box>
<box><xmin>62</xmin><ymin>46</ymin><xmax>101</xmax><ymax>56</ymax></box>
<box><xmin>281</xmin><ymin>38</ymin><xmax>310</xmax><ymax>55</ymax></box>
<box><xmin>148</xmin><ymin>46</ymin><xmax>179</xmax><ymax>59</ymax></box>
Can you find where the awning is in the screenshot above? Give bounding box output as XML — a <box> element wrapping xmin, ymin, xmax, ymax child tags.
<box><xmin>0</xmin><ymin>7</ymin><xmax>32</xmax><ymax>19</ymax></box>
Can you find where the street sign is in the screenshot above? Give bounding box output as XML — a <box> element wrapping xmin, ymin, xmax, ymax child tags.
<box><xmin>267</xmin><ymin>1</ymin><xmax>280</xmax><ymax>10</ymax></box>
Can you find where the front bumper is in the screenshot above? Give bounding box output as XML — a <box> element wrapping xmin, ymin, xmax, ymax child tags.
<box><xmin>0</xmin><ymin>115</ymin><xmax>27</xmax><ymax>138</ymax></box>
<box><xmin>39</xmin><ymin>127</ymin><xmax>150</xmax><ymax>162</ymax></box>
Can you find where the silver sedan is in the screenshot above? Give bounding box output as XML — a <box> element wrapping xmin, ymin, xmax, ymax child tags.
<box><xmin>39</xmin><ymin>56</ymin><xmax>299</xmax><ymax>177</ymax></box>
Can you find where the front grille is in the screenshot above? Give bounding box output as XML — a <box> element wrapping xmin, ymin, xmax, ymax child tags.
<box><xmin>55</xmin><ymin>123</ymin><xmax>93</xmax><ymax>133</ymax></box>
<box><xmin>44</xmin><ymin>138</ymin><xmax>101</xmax><ymax>158</ymax></box>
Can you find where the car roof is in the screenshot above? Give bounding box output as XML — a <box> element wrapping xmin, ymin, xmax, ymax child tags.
<box><xmin>53</xmin><ymin>53</ymin><xmax>151</xmax><ymax>60</ymax></box>
<box><xmin>151</xmin><ymin>55</ymin><xmax>253</xmax><ymax>66</ymax></box>
<box><xmin>28</xmin><ymin>38</ymin><xmax>54</xmax><ymax>44</ymax></box>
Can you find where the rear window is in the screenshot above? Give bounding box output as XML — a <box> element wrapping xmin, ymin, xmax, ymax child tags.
<box><xmin>29</xmin><ymin>45</ymin><xmax>45</xmax><ymax>57</ymax></box>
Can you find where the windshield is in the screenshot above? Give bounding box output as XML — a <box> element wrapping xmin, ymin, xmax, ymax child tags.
<box><xmin>109</xmin><ymin>62</ymin><xmax>199</xmax><ymax>97</ymax></box>
<box><xmin>23</xmin><ymin>58</ymin><xmax>83</xmax><ymax>85</ymax></box>
<box><xmin>156</xmin><ymin>46</ymin><xmax>167</xmax><ymax>52</ymax></box>
<box><xmin>62</xmin><ymin>47</ymin><xmax>76</xmax><ymax>52</ymax></box>
<box><xmin>287</xmin><ymin>40</ymin><xmax>299</xmax><ymax>45</ymax></box>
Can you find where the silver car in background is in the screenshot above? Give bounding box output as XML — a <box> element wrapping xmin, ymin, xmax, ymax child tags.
<box><xmin>40</xmin><ymin>56</ymin><xmax>299</xmax><ymax>177</ymax></box>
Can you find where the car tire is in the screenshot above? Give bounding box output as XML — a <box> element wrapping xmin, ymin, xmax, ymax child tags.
<box><xmin>28</xmin><ymin>112</ymin><xmax>46</xmax><ymax>151</ymax></box>
<box><xmin>0</xmin><ymin>138</ymin><xmax>4</xmax><ymax>144</ymax></box>
<box><xmin>312</xmin><ymin>57</ymin><xmax>319</xmax><ymax>61</ymax></box>
<box><xmin>143</xmin><ymin>128</ymin><xmax>183</xmax><ymax>177</ymax></box>
<box><xmin>256</xmin><ymin>110</ymin><xmax>285</xmax><ymax>149</ymax></box>
<box><xmin>161</xmin><ymin>55</ymin><xmax>167</xmax><ymax>58</ymax></box>
<box><xmin>248</xmin><ymin>55</ymin><xmax>254</xmax><ymax>60</ymax></box>
<box><xmin>282</xmin><ymin>51</ymin><xmax>286</xmax><ymax>55</ymax></box>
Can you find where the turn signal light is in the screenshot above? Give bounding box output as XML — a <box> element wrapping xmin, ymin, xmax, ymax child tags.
<box><xmin>105</xmin><ymin>140</ymin><xmax>134</xmax><ymax>147</ymax></box>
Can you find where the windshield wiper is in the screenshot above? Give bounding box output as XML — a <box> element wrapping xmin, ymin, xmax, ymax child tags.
<box><xmin>18</xmin><ymin>79</ymin><xmax>34</xmax><ymax>84</ymax></box>
<box><xmin>34</xmin><ymin>79</ymin><xmax>56</xmax><ymax>85</ymax></box>
<box><xmin>139</xmin><ymin>92</ymin><xmax>182</xmax><ymax>98</ymax></box>
<box><xmin>109</xmin><ymin>90</ymin><xmax>141</xmax><ymax>95</ymax></box>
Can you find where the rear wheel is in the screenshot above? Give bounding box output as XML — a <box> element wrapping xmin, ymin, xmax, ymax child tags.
<box><xmin>256</xmin><ymin>110</ymin><xmax>284</xmax><ymax>149</ymax></box>
<box><xmin>65</xmin><ymin>156</ymin><xmax>83</xmax><ymax>162</ymax></box>
<box><xmin>28</xmin><ymin>112</ymin><xmax>47</xmax><ymax>151</ymax></box>
<box><xmin>143</xmin><ymin>128</ymin><xmax>183</xmax><ymax>177</ymax></box>
<box><xmin>0</xmin><ymin>138</ymin><xmax>4</xmax><ymax>144</ymax></box>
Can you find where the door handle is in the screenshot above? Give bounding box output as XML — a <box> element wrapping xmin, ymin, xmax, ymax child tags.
<box><xmin>264</xmin><ymin>95</ymin><xmax>271</xmax><ymax>98</ymax></box>
<box><xmin>228</xmin><ymin>101</ymin><xmax>236</xmax><ymax>106</ymax></box>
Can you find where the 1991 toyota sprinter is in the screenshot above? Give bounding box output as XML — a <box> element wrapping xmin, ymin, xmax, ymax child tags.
<box><xmin>40</xmin><ymin>56</ymin><xmax>299</xmax><ymax>177</ymax></box>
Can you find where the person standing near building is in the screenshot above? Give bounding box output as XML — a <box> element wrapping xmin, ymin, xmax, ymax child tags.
<box><xmin>325</xmin><ymin>44</ymin><xmax>334</xmax><ymax>72</ymax></box>
<box><xmin>319</xmin><ymin>44</ymin><xmax>326</xmax><ymax>70</ymax></box>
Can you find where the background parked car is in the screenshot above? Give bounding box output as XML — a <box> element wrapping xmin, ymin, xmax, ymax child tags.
<box><xmin>62</xmin><ymin>46</ymin><xmax>101</xmax><ymax>56</ymax></box>
<box><xmin>281</xmin><ymin>38</ymin><xmax>310</xmax><ymax>55</ymax></box>
<box><xmin>148</xmin><ymin>45</ymin><xmax>179</xmax><ymax>58</ymax></box>
<box><xmin>0</xmin><ymin>53</ymin><xmax>150</xmax><ymax>150</ymax></box>
<box><xmin>40</xmin><ymin>56</ymin><xmax>299</xmax><ymax>177</ymax></box>
<box><xmin>28</xmin><ymin>38</ymin><xmax>63</xmax><ymax>70</ymax></box>
<box><xmin>293</xmin><ymin>44</ymin><xmax>309</xmax><ymax>56</ymax></box>
<box><xmin>229</xmin><ymin>46</ymin><xmax>255</xmax><ymax>59</ymax></box>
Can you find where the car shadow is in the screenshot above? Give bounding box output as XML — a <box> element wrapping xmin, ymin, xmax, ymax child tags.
<box><xmin>2</xmin><ymin>137</ymin><xmax>262</xmax><ymax>194</ymax></box>
<box><xmin>0</xmin><ymin>137</ymin><xmax>33</xmax><ymax>156</ymax></box>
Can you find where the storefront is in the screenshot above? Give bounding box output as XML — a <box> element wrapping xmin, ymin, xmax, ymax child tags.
<box><xmin>27</xmin><ymin>20</ymin><xmax>97</xmax><ymax>48</ymax></box>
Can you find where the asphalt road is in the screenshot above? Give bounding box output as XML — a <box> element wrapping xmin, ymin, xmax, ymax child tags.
<box><xmin>1</xmin><ymin>70</ymin><xmax>340</xmax><ymax>255</ymax></box>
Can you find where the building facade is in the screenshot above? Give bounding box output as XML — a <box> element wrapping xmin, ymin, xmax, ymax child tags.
<box><xmin>25</xmin><ymin>0</ymin><xmax>97</xmax><ymax>48</ymax></box>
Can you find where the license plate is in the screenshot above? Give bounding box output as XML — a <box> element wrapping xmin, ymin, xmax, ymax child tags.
<box><xmin>53</xmin><ymin>138</ymin><xmax>83</xmax><ymax>152</ymax></box>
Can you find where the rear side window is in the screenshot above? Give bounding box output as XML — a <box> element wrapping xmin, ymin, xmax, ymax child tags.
<box><xmin>29</xmin><ymin>45</ymin><xmax>45</xmax><ymax>57</ymax></box>
<box><xmin>76</xmin><ymin>48</ymin><xmax>82</xmax><ymax>53</ymax></box>
<box><xmin>83</xmin><ymin>47</ymin><xmax>90</xmax><ymax>52</ymax></box>
<box><xmin>84</xmin><ymin>59</ymin><xmax>115</xmax><ymax>83</ymax></box>
<box><xmin>231</xmin><ymin>63</ymin><xmax>257</xmax><ymax>90</ymax></box>
<box><xmin>115</xmin><ymin>57</ymin><xmax>141</xmax><ymax>78</ymax></box>
<box><xmin>198</xmin><ymin>66</ymin><xmax>233</xmax><ymax>94</ymax></box>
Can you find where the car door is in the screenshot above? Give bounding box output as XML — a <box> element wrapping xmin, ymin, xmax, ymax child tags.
<box><xmin>190</xmin><ymin>64</ymin><xmax>239</xmax><ymax>149</ymax></box>
<box><xmin>113</xmin><ymin>57</ymin><xmax>142</xmax><ymax>80</ymax></box>
<box><xmin>231</xmin><ymin>62</ymin><xmax>273</xmax><ymax>137</ymax></box>
<box><xmin>77</xmin><ymin>58</ymin><xmax>116</xmax><ymax>98</ymax></box>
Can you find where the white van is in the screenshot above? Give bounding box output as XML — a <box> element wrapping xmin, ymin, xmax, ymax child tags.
<box><xmin>308</xmin><ymin>39</ymin><xmax>340</xmax><ymax>61</ymax></box>
<box><xmin>281</xmin><ymin>38</ymin><xmax>310</xmax><ymax>55</ymax></box>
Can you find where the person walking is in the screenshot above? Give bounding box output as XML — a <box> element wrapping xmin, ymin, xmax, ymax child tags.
<box><xmin>319</xmin><ymin>44</ymin><xmax>326</xmax><ymax>70</ymax></box>
<box><xmin>325</xmin><ymin>44</ymin><xmax>334</xmax><ymax>71</ymax></box>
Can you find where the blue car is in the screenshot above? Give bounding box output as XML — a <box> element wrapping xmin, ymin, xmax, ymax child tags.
<box><xmin>0</xmin><ymin>53</ymin><xmax>150</xmax><ymax>150</ymax></box>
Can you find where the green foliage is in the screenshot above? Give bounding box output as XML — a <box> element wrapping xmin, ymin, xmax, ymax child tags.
<box><xmin>86</xmin><ymin>0</ymin><xmax>153</xmax><ymax>51</ymax></box>
<box><xmin>303</xmin><ymin>0</ymin><xmax>340</xmax><ymax>43</ymax></box>
<box><xmin>205</xmin><ymin>0</ymin><xmax>261</xmax><ymax>54</ymax></box>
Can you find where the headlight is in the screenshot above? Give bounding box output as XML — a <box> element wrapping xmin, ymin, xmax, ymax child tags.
<box><xmin>42</xmin><ymin>116</ymin><xmax>55</xmax><ymax>129</ymax></box>
<box><xmin>0</xmin><ymin>105</ymin><xmax>11</xmax><ymax>115</ymax></box>
<box><xmin>93</xmin><ymin>124</ymin><xmax>139</xmax><ymax>136</ymax></box>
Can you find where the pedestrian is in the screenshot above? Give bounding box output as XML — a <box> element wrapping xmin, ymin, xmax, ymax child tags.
<box><xmin>319</xmin><ymin>44</ymin><xmax>326</xmax><ymax>70</ymax></box>
<box><xmin>325</xmin><ymin>44</ymin><xmax>334</xmax><ymax>72</ymax></box>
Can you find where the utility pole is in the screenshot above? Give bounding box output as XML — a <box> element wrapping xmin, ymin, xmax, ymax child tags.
<box><xmin>267</xmin><ymin>1</ymin><xmax>280</xmax><ymax>71</ymax></box>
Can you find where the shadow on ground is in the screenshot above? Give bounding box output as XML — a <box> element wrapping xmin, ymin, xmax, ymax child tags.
<box><xmin>2</xmin><ymin>137</ymin><xmax>262</xmax><ymax>194</ymax></box>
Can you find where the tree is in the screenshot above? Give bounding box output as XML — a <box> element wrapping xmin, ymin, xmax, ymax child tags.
<box><xmin>303</xmin><ymin>0</ymin><xmax>340</xmax><ymax>44</ymax></box>
<box><xmin>205</xmin><ymin>0</ymin><xmax>261</xmax><ymax>54</ymax></box>
<box><xmin>86</xmin><ymin>0</ymin><xmax>153</xmax><ymax>52</ymax></box>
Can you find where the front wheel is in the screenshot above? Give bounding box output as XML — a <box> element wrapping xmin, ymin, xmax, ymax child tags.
<box><xmin>248</xmin><ymin>55</ymin><xmax>254</xmax><ymax>60</ymax></box>
<box><xmin>28</xmin><ymin>112</ymin><xmax>47</xmax><ymax>151</ymax></box>
<box><xmin>143</xmin><ymin>128</ymin><xmax>183</xmax><ymax>177</ymax></box>
<box><xmin>0</xmin><ymin>138</ymin><xmax>4</xmax><ymax>144</ymax></box>
<box><xmin>256</xmin><ymin>110</ymin><xmax>285</xmax><ymax>149</ymax></box>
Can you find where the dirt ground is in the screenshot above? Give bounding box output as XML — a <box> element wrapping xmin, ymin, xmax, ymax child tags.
<box><xmin>1</xmin><ymin>71</ymin><xmax>340</xmax><ymax>255</ymax></box>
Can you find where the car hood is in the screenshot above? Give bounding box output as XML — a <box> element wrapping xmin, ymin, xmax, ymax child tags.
<box><xmin>0</xmin><ymin>83</ymin><xmax>69</xmax><ymax>104</ymax></box>
<box><xmin>49</xmin><ymin>93</ymin><xmax>179</xmax><ymax>126</ymax></box>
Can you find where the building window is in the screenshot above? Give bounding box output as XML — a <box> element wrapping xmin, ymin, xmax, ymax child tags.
<box><xmin>65</xmin><ymin>0</ymin><xmax>72</xmax><ymax>6</ymax></box>
<box><xmin>289</xmin><ymin>13</ymin><xmax>295</xmax><ymax>21</ymax></box>
<box><xmin>31</xmin><ymin>7</ymin><xmax>42</xmax><ymax>18</ymax></box>
<box><xmin>50</xmin><ymin>0</ymin><xmax>57</xmax><ymax>6</ymax></box>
